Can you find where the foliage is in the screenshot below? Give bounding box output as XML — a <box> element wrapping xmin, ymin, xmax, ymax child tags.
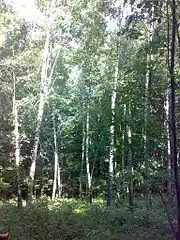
<box><xmin>0</xmin><ymin>197</ymin><xmax>173</xmax><ymax>240</ymax></box>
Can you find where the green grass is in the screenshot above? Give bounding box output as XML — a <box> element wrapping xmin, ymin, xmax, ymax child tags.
<box><xmin>0</xmin><ymin>196</ymin><xmax>175</xmax><ymax>240</ymax></box>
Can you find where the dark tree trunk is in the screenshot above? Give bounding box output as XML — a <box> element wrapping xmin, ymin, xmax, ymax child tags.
<box><xmin>170</xmin><ymin>1</ymin><xmax>180</xmax><ymax>239</ymax></box>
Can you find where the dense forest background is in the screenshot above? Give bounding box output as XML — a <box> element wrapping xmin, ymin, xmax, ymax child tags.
<box><xmin>0</xmin><ymin>0</ymin><xmax>180</xmax><ymax>239</ymax></box>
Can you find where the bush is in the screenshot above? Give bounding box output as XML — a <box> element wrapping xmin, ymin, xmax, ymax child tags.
<box><xmin>0</xmin><ymin>197</ymin><xmax>173</xmax><ymax>240</ymax></box>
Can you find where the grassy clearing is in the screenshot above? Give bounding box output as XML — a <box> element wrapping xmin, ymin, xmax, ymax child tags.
<box><xmin>0</xmin><ymin>197</ymin><xmax>175</xmax><ymax>240</ymax></box>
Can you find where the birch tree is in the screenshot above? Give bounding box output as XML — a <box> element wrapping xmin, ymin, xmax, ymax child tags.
<box><xmin>107</xmin><ymin>69</ymin><xmax>118</xmax><ymax>206</ymax></box>
<box><xmin>127</xmin><ymin>102</ymin><xmax>133</xmax><ymax>206</ymax></box>
<box><xmin>12</xmin><ymin>70</ymin><xmax>22</xmax><ymax>208</ymax></box>
<box><xmin>143</xmin><ymin>11</ymin><xmax>153</xmax><ymax>209</ymax></box>
<box><xmin>85</xmin><ymin>101</ymin><xmax>92</xmax><ymax>204</ymax></box>
<box><xmin>79</xmin><ymin>120</ymin><xmax>85</xmax><ymax>198</ymax></box>
<box><xmin>107</xmin><ymin>2</ymin><xmax>123</xmax><ymax>207</ymax></box>
<box><xmin>57</xmin><ymin>161</ymin><xmax>61</xmax><ymax>198</ymax></box>
<box><xmin>52</xmin><ymin>114</ymin><xmax>60</xmax><ymax>200</ymax></box>
<box><xmin>27</xmin><ymin>0</ymin><xmax>57</xmax><ymax>205</ymax></box>
<box><xmin>165</xmin><ymin>87</ymin><xmax>171</xmax><ymax>196</ymax></box>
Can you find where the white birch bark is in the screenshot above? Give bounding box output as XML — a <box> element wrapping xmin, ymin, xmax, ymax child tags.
<box><xmin>107</xmin><ymin>66</ymin><xmax>118</xmax><ymax>206</ymax></box>
<box><xmin>52</xmin><ymin>114</ymin><xmax>58</xmax><ymax>200</ymax></box>
<box><xmin>165</xmin><ymin>88</ymin><xmax>171</xmax><ymax>195</ymax></box>
<box><xmin>127</xmin><ymin>104</ymin><xmax>133</xmax><ymax>206</ymax></box>
<box><xmin>12</xmin><ymin>71</ymin><xmax>22</xmax><ymax>207</ymax></box>
<box><xmin>79</xmin><ymin>120</ymin><xmax>85</xmax><ymax>198</ymax></box>
<box><xmin>85</xmin><ymin>104</ymin><xmax>92</xmax><ymax>203</ymax></box>
<box><xmin>57</xmin><ymin>161</ymin><xmax>61</xmax><ymax>198</ymax></box>
<box><xmin>27</xmin><ymin>0</ymin><xmax>57</xmax><ymax>205</ymax></box>
<box><xmin>107</xmin><ymin>2</ymin><xmax>122</xmax><ymax>206</ymax></box>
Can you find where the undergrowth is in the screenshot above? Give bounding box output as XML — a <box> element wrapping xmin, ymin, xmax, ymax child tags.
<box><xmin>0</xmin><ymin>196</ymin><xmax>175</xmax><ymax>240</ymax></box>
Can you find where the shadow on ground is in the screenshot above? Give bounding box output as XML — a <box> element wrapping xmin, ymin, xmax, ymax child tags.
<box><xmin>0</xmin><ymin>197</ymin><xmax>174</xmax><ymax>240</ymax></box>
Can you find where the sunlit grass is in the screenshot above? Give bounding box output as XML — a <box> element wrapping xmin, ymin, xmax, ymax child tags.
<box><xmin>0</xmin><ymin>197</ymin><xmax>174</xmax><ymax>240</ymax></box>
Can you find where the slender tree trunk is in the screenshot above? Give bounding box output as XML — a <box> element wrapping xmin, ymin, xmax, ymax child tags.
<box><xmin>165</xmin><ymin>88</ymin><xmax>172</xmax><ymax>196</ymax></box>
<box><xmin>27</xmin><ymin>93</ymin><xmax>46</xmax><ymax>205</ymax></box>
<box><xmin>144</xmin><ymin>75</ymin><xmax>150</xmax><ymax>209</ymax></box>
<box><xmin>12</xmin><ymin>71</ymin><xmax>22</xmax><ymax>208</ymax></box>
<box><xmin>27</xmin><ymin>0</ymin><xmax>56</xmax><ymax>205</ymax></box>
<box><xmin>85</xmin><ymin>104</ymin><xmax>92</xmax><ymax>204</ymax></box>
<box><xmin>121</xmin><ymin>104</ymin><xmax>126</xmax><ymax>199</ymax></box>
<box><xmin>107</xmin><ymin>4</ymin><xmax>122</xmax><ymax>206</ymax></box>
<box><xmin>166</xmin><ymin>2</ymin><xmax>172</xmax><ymax>198</ymax></box>
<box><xmin>127</xmin><ymin>103</ymin><xmax>133</xmax><ymax>207</ymax></box>
<box><xmin>144</xmin><ymin>16</ymin><xmax>153</xmax><ymax>209</ymax></box>
<box><xmin>107</xmin><ymin>69</ymin><xmax>117</xmax><ymax>207</ymax></box>
<box><xmin>52</xmin><ymin>114</ymin><xmax>58</xmax><ymax>200</ymax></box>
<box><xmin>79</xmin><ymin>120</ymin><xmax>85</xmax><ymax>198</ymax></box>
<box><xmin>121</xmin><ymin>127</ymin><xmax>125</xmax><ymax>199</ymax></box>
<box><xmin>57</xmin><ymin>161</ymin><xmax>61</xmax><ymax>198</ymax></box>
<box><xmin>169</xmin><ymin>1</ymin><xmax>180</xmax><ymax>238</ymax></box>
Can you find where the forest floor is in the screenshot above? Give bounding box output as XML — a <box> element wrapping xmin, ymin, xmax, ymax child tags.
<box><xmin>0</xmin><ymin>196</ymin><xmax>176</xmax><ymax>240</ymax></box>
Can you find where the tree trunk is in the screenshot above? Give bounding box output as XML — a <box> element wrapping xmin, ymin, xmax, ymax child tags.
<box><xmin>57</xmin><ymin>161</ymin><xmax>62</xmax><ymax>198</ymax></box>
<box><xmin>144</xmin><ymin>16</ymin><xmax>153</xmax><ymax>209</ymax></box>
<box><xmin>127</xmin><ymin>103</ymin><xmax>133</xmax><ymax>207</ymax></box>
<box><xmin>27</xmin><ymin>91</ymin><xmax>46</xmax><ymax>205</ymax></box>
<box><xmin>27</xmin><ymin>0</ymin><xmax>56</xmax><ymax>205</ymax></box>
<box><xmin>169</xmin><ymin>1</ymin><xmax>180</xmax><ymax>238</ymax></box>
<box><xmin>107</xmin><ymin>68</ymin><xmax>117</xmax><ymax>207</ymax></box>
<box><xmin>12</xmin><ymin>71</ymin><xmax>22</xmax><ymax>208</ymax></box>
<box><xmin>85</xmin><ymin>104</ymin><xmax>92</xmax><ymax>204</ymax></box>
<box><xmin>52</xmin><ymin>114</ymin><xmax>58</xmax><ymax>200</ymax></box>
<box><xmin>79</xmin><ymin>120</ymin><xmax>85</xmax><ymax>198</ymax></box>
<box><xmin>165</xmin><ymin>87</ymin><xmax>172</xmax><ymax>196</ymax></box>
<box><xmin>121</xmin><ymin>105</ymin><xmax>126</xmax><ymax>199</ymax></box>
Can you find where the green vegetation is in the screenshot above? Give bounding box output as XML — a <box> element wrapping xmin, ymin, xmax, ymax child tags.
<box><xmin>0</xmin><ymin>197</ymin><xmax>174</xmax><ymax>240</ymax></box>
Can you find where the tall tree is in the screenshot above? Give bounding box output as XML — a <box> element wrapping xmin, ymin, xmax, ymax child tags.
<box><xmin>107</xmin><ymin>70</ymin><xmax>117</xmax><ymax>206</ymax></box>
<box><xmin>27</xmin><ymin>0</ymin><xmax>57</xmax><ymax>205</ymax></box>
<box><xmin>144</xmin><ymin>13</ymin><xmax>153</xmax><ymax>210</ymax></box>
<box><xmin>12</xmin><ymin>69</ymin><xmax>22</xmax><ymax>208</ymax></box>
<box><xmin>85</xmin><ymin>93</ymin><xmax>92</xmax><ymax>204</ymax></box>
<box><xmin>79</xmin><ymin>118</ymin><xmax>85</xmax><ymax>198</ymax></box>
<box><xmin>169</xmin><ymin>0</ymin><xmax>180</xmax><ymax>238</ymax></box>
<box><xmin>127</xmin><ymin>102</ymin><xmax>133</xmax><ymax>207</ymax></box>
<box><xmin>52</xmin><ymin>114</ymin><xmax>61</xmax><ymax>200</ymax></box>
